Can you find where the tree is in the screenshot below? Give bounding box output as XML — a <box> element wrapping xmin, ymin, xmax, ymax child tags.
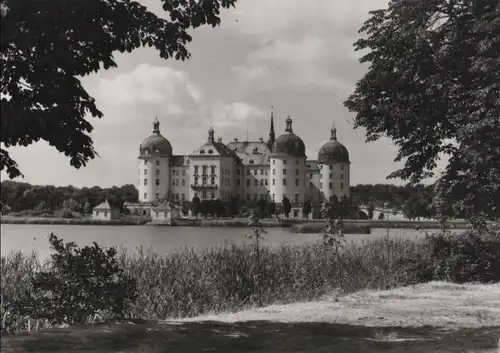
<box><xmin>267</xmin><ymin>201</ymin><xmax>276</xmax><ymax>220</ymax></box>
<box><xmin>1</xmin><ymin>0</ymin><xmax>238</xmax><ymax>178</ymax></box>
<box><xmin>302</xmin><ymin>200</ymin><xmax>312</xmax><ymax>219</ymax></box>
<box><xmin>200</xmin><ymin>199</ymin><xmax>210</xmax><ymax>219</ymax></box>
<box><xmin>83</xmin><ymin>201</ymin><xmax>92</xmax><ymax>215</ymax></box>
<box><xmin>367</xmin><ymin>203</ymin><xmax>374</xmax><ymax>220</ymax></box>
<box><xmin>328</xmin><ymin>195</ymin><xmax>340</xmax><ymax>219</ymax></box>
<box><xmin>282</xmin><ymin>197</ymin><xmax>291</xmax><ymax>219</ymax></box>
<box><xmin>378</xmin><ymin>212</ymin><xmax>385</xmax><ymax>221</ymax></box>
<box><xmin>191</xmin><ymin>195</ymin><xmax>200</xmax><ymax>219</ymax></box>
<box><xmin>228</xmin><ymin>196</ymin><xmax>239</xmax><ymax>219</ymax></box>
<box><xmin>344</xmin><ymin>1</ymin><xmax>500</xmax><ymax>221</ymax></box>
<box><xmin>213</xmin><ymin>199</ymin><xmax>224</xmax><ymax>220</ymax></box>
<box><xmin>256</xmin><ymin>199</ymin><xmax>267</xmax><ymax>218</ymax></box>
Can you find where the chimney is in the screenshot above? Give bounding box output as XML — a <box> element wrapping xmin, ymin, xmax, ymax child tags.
<box><xmin>234</xmin><ymin>138</ymin><xmax>238</xmax><ymax>143</ymax></box>
<box><xmin>217</xmin><ymin>137</ymin><xmax>222</xmax><ymax>143</ymax></box>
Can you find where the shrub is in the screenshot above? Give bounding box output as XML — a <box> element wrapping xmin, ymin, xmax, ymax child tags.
<box><xmin>9</xmin><ymin>234</ymin><xmax>138</xmax><ymax>328</ymax></box>
<box><xmin>53</xmin><ymin>209</ymin><xmax>73</xmax><ymax>218</ymax></box>
<box><xmin>423</xmin><ymin>224</ymin><xmax>500</xmax><ymax>283</ymax></box>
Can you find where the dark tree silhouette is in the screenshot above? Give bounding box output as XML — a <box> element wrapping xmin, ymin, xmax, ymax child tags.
<box><xmin>1</xmin><ymin>0</ymin><xmax>238</xmax><ymax>178</ymax></box>
<box><xmin>344</xmin><ymin>1</ymin><xmax>500</xmax><ymax>220</ymax></box>
<box><xmin>282</xmin><ymin>197</ymin><xmax>292</xmax><ymax>219</ymax></box>
<box><xmin>191</xmin><ymin>195</ymin><xmax>200</xmax><ymax>219</ymax></box>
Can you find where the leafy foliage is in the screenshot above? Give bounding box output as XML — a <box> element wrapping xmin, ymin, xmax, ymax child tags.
<box><xmin>282</xmin><ymin>197</ymin><xmax>291</xmax><ymax>219</ymax></box>
<box><xmin>424</xmin><ymin>224</ymin><xmax>500</xmax><ymax>283</ymax></box>
<box><xmin>1</xmin><ymin>180</ymin><xmax>138</xmax><ymax>212</ymax></box>
<box><xmin>345</xmin><ymin>0</ymin><xmax>500</xmax><ymax>220</ymax></box>
<box><xmin>302</xmin><ymin>200</ymin><xmax>312</xmax><ymax>219</ymax></box>
<box><xmin>247</xmin><ymin>210</ymin><xmax>267</xmax><ymax>307</ymax></box>
<box><xmin>1</xmin><ymin>0</ymin><xmax>237</xmax><ymax>178</ymax></box>
<box><xmin>11</xmin><ymin>234</ymin><xmax>138</xmax><ymax>326</ymax></box>
<box><xmin>191</xmin><ymin>195</ymin><xmax>200</xmax><ymax>219</ymax></box>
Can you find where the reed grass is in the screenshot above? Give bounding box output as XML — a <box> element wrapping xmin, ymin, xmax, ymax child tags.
<box><xmin>1</xmin><ymin>236</ymin><xmax>425</xmax><ymax>333</ymax></box>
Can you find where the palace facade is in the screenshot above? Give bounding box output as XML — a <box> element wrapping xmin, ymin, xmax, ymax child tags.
<box><xmin>135</xmin><ymin>112</ymin><xmax>350</xmax><ymax>217</ymax></box>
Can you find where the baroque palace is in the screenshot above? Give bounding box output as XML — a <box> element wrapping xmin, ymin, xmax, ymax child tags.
<box><xmin>130</xmin><ymin>112</ymin><xmax>350</xmax><ymax>219</ymax></box>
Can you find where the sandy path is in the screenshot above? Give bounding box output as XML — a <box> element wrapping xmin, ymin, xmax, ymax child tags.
<box><xmin>175</xmin><ymin>281</ymin><xmax>500</xmax><ymax>329</ymax></box>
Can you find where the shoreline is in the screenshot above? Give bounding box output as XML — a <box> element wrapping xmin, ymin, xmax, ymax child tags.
<box><xmin>0</xmin><ymin>216</ymin><xmax>468</xmax><ymax>230</ymax></box>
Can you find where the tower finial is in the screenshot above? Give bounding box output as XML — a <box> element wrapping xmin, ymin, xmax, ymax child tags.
<box><xmin>285</xmin><ymin>114</ymin><xmax>293</xmax><ymax>133</ymax></box>
<box><xmin>267</xmin><ymin>105</ymin><xmax>276</xmax><ymax>148</ymax></box>
<box><xmin>208</xmin><ymin>126</ymin><xmax>215</xmax><ymax>143</ymax></box>
<box><xmin>153</xmin><ymin>117</ymin><xmax>160</xmax><ymax>133</ymax></box>
<box><xmin>330</xmin><ymin>122</ymin><xmax>337</xmax><ymax>140</ymax></box>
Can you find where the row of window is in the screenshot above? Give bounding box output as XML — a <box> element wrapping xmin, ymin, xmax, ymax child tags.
<box><xmin>271</xmin><ymin>159</ymin><xmax>303</xmax><ymax>165</ymax></box>
<box><xmin>144</xmin><ymin>160</ymin><xmax>190</xmax><ymax>166</ymax></box>
<box><xmin>320</xmin><ymin>173</ymin><xmax>345</xmax><ymax>180</ymax></box>
<box><xmin>193</xmin><ymin>165</ymin><xmax>218</xmax><ymax>175</ymax></box>
<box><xmin>143</xmin><ymin>168</ymin><xmax>187</xmax><ymax>177</ymax></box>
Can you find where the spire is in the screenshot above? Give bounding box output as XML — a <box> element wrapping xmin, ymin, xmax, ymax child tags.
<box><xmin>330</xmin><ymin>122</ymin><xmax>337</xmax><ymax>140</ymax></box>
<box><xmin>153</xmin><ymin>117</ymin><xmax>160</xmax><ymax>133</ymax></box>
<box><xmin>208</xmin><ymin>127</ymin><xmax>215</xmax><ymax>143</ymax></box>
<box><xmin>285</xmin><ymin>115</ymin><xmax>293</xmax><ymax>133</ymax></box>
<box><xmin>267</xmin><ymin>106</ymin><xmax>276</xmax><ymax>148</ymax></box>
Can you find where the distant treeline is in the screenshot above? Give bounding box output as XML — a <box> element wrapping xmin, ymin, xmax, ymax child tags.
<box><xmin>0</xmin><ymin>180</ymin><xmax>138</xmax><ymax>214</ymax></box>
<box><xmin>1</xmin><ymin>180</ymin><xmax>452</xmax><ymax>220</ymax></box>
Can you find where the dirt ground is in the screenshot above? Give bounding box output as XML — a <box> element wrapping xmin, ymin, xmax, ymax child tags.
<box><xmin>2</xmin><ymin>321</ymin><xmax>499</xmax><ymax>353</ymax></box>
<box><xmin>2</xmin><ymin>282</ymin><xmax>500</xmax><ymax>353</ymax></box>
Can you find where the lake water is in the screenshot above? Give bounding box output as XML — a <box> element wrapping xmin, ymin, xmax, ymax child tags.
<box><xmin>0</xmin><ymin>224</ymin><xmax>443</xmax><ymax>262</ymax></box>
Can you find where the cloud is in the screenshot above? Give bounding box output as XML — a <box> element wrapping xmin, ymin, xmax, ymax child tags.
<box><xmin>1</xmin><ymin>62</ymin><xmax>263</xmax><ymax>187</ymax></box>
<box><xmin>227</xmin><ymin>0</ymin><xmax>389</xmax><ymax>91</ymax></box>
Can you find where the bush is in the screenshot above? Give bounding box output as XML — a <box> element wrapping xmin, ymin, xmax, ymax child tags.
<box><xmin>423</xmin><ymin>224</ymin><xmax>500</xmax><ymax>283</ymax></box>
<box><xmin>8</xmin><ymin>234</ymin><xmax>138</xmax><ymax>329</ymax></box>
<box><xmin>53</xmin><ymin>209</ymin><xmax>74</xmax><ymax>218</ymax></box>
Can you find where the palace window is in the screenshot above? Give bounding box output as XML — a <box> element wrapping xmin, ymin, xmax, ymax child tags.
<box><xmin>156</xmin><ymin>170</ymin><xmax>160</xmax><ymax>177</ymax></box>
<box><xmin>283</xmin><ymin>169</ymin><xmax>287</xmax><ymax>175</ymax></box>
<box><xmin>156</xmin><ymin>179</ymin><xmax>160</xmax><ymax>186</ymax></box>
<box><xmin>144</xmin><ymin>169</ymin><xmax>148</xmax><ymax>175</ymax></box>
<box><xmin>329</xmin><ymin>182</ymin><xmax>332</xmax><ymax>189</ymax></box>
<box><xmin>295</xmin><ymin>179</ymin><xmax>299</xmax><ymax>186</ymax></box>
<box><xmin>202</xmin><ymin>177</ymin><xmax>207</xmax><ymax>185</ymax></box>
<box><xmin>156</xmin><ymin>160</ymin><xmax>160</xmax><ymax>166</ymax></box>
<box><xmin>246</xmin><ymin>179</ymin><xmax>250</xmax><ymax>186</ymax></box>
<box><xmin>144</xmin><ymin>179</ymin><xmax>147</xmax><ymax>186</ymax></box>
<box><xmin>295</xmin><ymin>169</ymin><xmax>299</xmax><ymax>176</ymax></box>
<box><xmin>211</xmin><ymin>166</ymin><xmax>216</xmax><ymax>175</ymax></box>
<box><xmin>211</xmin><ymin>177</ymin><xmax>216</xmax><ymax>185</ymax></box>
<box><xmin>194</xmin><ymin>177</ymin><xmax>199</xmax><ymax>185</ymax></box>
<box><xmin>341</xmin><ymin>183</ymin><xmax>344</xmax><ymax>190</ymax></box>
<box><xmin>283</xmin><ymin>160</ymin><xmax>287</xmax><ymax>165</ymax></box>
<box><xmin>283</xmin><ymin>179</ymin><xmax>287</xmax><ymax>185</ymax></box>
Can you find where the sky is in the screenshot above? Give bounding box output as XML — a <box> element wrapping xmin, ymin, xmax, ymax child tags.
<box><xmin>1</xmin><ymin>0</ymin><xmax>445</xmax><ymax>188</ymax></box>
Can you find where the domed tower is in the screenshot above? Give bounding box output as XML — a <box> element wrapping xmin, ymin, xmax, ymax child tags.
<box><xmin>138</xmin><ymin>118</ymin><xmax>173</xmax><ymax>203</ymax></box>
<box><xmin>269</xmin><ymin>116</ymin><xmax>308</xmax><ymax>206</ymax></box>
<box><xmin>317</xmin><ymin>122</ymin><xmax>350</xmax><ymax>200</ymax></box>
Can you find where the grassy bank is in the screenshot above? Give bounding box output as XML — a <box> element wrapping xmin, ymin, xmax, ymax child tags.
<box><xmin>290</xmin><ymin>222</ymin><xmax>371</xmax><ymax>234</ymax></box>
<box><xmin>0</xmin><ymin>216</ymin><xmax>148</xmax><ymax>225</ymax></box>
<box><xmin>173</xmin><ymin>218</ymin><xmax>468</xmax><ymax>230</ymax></box>
<box><xmin>2</xmin><ymin>226</ymin><xmax>499</xmax><ymax>334</ymax></box>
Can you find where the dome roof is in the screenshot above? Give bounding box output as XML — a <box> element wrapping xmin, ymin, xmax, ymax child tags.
<box><xmin>139</xmin><ymin>118</ymin><xmax>173</xmax><ymax>157</ymax></box>
<box><xmin>272</xmin><ymin>116</ymin><xmax>306</xmax><ymax>158</ymax></box>
<box><xmin>317</xmin><ymin>124</ymin><xmax>349</xmax><ymax>163</ymax></box>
